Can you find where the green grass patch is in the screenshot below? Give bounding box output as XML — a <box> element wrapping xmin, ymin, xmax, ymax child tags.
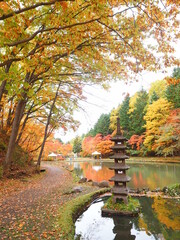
<box><xmin>103</xmin><ymin>195</ymin><xmax>140</xmax><ymax>213</ymax></box>
<box><xmin>72</xmin><ymin>171</ymin><xmax>80</xmax><ymax>183</ymax></box>
<box><xmin>56</xmin><ymin>188</ymin><xmax>110</xmax><ymax>240</ymax></box>
<box><xmin>163</xmin><ymin>183</ymin><xmax>180</xmax><ymax>197</ymax></box>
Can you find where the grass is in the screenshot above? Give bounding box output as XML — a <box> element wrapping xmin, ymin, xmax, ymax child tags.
<box><xmin>163</xmin><ymin>184</ymin><xmax>180</xmax><ymax>197</ymax></box>
<box><xmin>55</xmin><ymin>188</ymin><xmax>110</xmax><ymax>240</ymax></box>
<box><xmin>103</xmin><ymin>195</ymin><xmax>140</xmax><ymax>213</ymax></box>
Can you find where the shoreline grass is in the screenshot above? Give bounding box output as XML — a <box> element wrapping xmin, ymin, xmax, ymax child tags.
<box><xmin>55</xmin><ymin>188</ymin><xmax>110</xmax><ymax>240</ymax></box>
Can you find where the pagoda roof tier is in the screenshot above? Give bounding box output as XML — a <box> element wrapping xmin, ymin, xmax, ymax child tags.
<box><xmin>111</xmin><ymin>145</ymin><xmax>127</xmax><ymax>150</ymax></box>
<box><xmin>109</xmin><ymin>163</ymin><xmax>130</xmax><ymax>170</ymax></box>
<box><xmin>109</xmin><ymin>174</ymin><xmax>131</xmax><ymax>182</ymax></box>
<box><xmin>111</xmin><ymin>135</ymin><xmax>128</xmax><ymax>142</ymax></box>
<box><xmin>111</xmin><ymin>186</ymin><xmax>129</xmax><ymax>195</ymax></box>
<box><xmin>110</xmin><ymin>153</ymin><xmax>129</xmax><ymax>160</ymax></box>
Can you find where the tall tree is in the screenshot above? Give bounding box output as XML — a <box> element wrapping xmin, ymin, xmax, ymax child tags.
<box><xmin>129</xmin><ymin>89</ymin><xmax>148</xmax><ymax>136</ymax></box>
<box><xmin>149</xmin><ymin>91</ymin><xmax>159</xmax><ymax>105</ymax></box>
<box><xmin>110</xmin><ymin>108</ymin><xmax>119</xmax><ymax>132</ymax></box>
<box><xmin>88</xmin><ymin>113</ymin><xmax>111</xmax><ymax>137</ymax></box>
<box><xmin>144</xmin><ymin>98</ymin><xmax>172</xmax><ymax>153</ymax></box>
<box><xmin>148</xmin><ymin>80</ymin><xmax>167</xmax><ymax>104</ymax></box>
<box><xmin>165</xmin><ymin>67</ymin><xmax>180</xmax><ymax>108</ymax></box>
<box><xmin>73</xmin><ymin>136</ymin><xmax>82</xmax><ymax>154</ymax></box>
<box><xmin>155</xmin><ymin>109</ymin><xmax>180</xmax><ymax>156</ymax></box>
<box><xmin>119</xmin><ymin>95</ymin><xmax>130</xmax><ymax>138</ymax></box>
<box><xmin>1</xmin><ymin>0</ymin><xmax>180</xmax><ymax>170</ymax></box>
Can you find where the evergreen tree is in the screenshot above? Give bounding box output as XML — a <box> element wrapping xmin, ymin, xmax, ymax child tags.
<box><xmin>129</xmin><ymin>89</ymin><xmax>148</xmax><ymax>136</ymax></box>
<box><xmin>149</xmin><ymin>91</ymin><xmax>159</xmax><ymax>104</ymax></box>
<box><xmin>87</xmin><ymin>113</ymin><xmax>111</xmax><ymax>137</ymax></box>
<box><xmin>93</xmin><ymin>113</ymin><xmax>111</xmax><ymax>136</ymax></box>
<box><xmin>172</xmin><ymin>67</ymin><xmax>180</xmax><ymax>79</ymax></box>
<box><xmin>73</xmin><ymin>136</ymin><xmax>82</xmax><ymax>154</ymax></box>
<box><xmin>119</xmin><ymin>95</ymin><xmax>130</xmax><ymax>138</ymax></box>
<box><xmin>165</xmin><ymin>67</ymin><xmax>180</xmax><ymax>108</ymax></box>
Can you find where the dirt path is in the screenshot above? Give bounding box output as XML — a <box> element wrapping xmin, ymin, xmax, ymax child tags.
<box><xmin>0</xmin><ymin>162</ymin><xmax>75</xmax><ymax>239</ymax></box>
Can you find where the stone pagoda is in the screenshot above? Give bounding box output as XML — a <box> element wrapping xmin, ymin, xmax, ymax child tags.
<box><xmin>109</xmin><ymin>117</ymin><xmax>130</xmax><ymax>204</ymax></box>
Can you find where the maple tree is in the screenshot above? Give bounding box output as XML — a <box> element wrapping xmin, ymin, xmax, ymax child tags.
<box><xmin>128</xmin><ymin>134</ymin><xmax>145</xmax><ymax>151</ymax></box>
<box><xmin>58</xmin><ymin>143</ymin><xmax>73</xmax><ymax>157</ymax></box>
<box><xmin>148</xmin><ymin>80</ymin><xmax>167</xmax><ymax>104</ymax></box>
<box><xmin>155</xmin><ymin>109</ymin><xmax>180</xmax><ymax>156</ymax></box>
<box><xmin>109</xmin><ymin>107</ymin><xmax>119</xmax><ymax>132</ymax></box>
<box><xmin>143</xmin><ymin>98</ymin><xmax>173</xmax><ymax>153</ymax></box>
<box><xmin>96</xmin><ymin>135</ymin><xmax>114</xmax><ymax>158</ymax></box>
<box><xmin>0</xmin><ymin>0</ymin><xmax>180</xmax><ymax>170</ymax></box>
<box><xmin>82</xmin><ymin>133</ymin><xmax>103</xmax><ymax>157</ymax></box>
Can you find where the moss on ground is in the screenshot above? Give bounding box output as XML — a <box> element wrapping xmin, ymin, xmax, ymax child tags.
<box><xmin>103</xmin><ymin>195</ymin><xmax>140</xmax><ymax>213</ymax></box>
<box><xmin>56</xmin><ymin>188</ymin><xmax>110</xmax><ymax>240</ymax></box>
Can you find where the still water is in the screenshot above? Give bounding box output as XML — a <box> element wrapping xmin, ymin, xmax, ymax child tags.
<box><xmin>75</xmin><ymin>196</ymin><xmax>180</xmax><ymax>240</ymax></box>
<box><xmin>71</xmin><ymin>161</ymin><xmax>180</xmax><ymax>239</ymax></box>
<box><xmin>70</xmin><ymin>161</ymin><xmax>180</xmax><ymax>189</ymax></box>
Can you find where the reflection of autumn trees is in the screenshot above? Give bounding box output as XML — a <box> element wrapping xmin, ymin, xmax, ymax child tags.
<box><xmin>152</xmin><ymin>198</ymin><xmax>180</xmax><ymax>230</ymax></box>
<box><xmin>79</xmin><ymin>162</ymin><xmax>114</xmax><ymax>183</ymax></box>
<box><xmin>130</xmin><ymin>197</ymin><xmax>180</xmax><ymax>239</ymax></box>
<box><xmin>77</xmin><ymin>162</ymin><xmax>180</xmax><ymax>189</ymax></box>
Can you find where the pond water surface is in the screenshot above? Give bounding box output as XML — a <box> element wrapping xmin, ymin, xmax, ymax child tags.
<box><xmin>75</xmin><ymin>196</ymin><xmax>180</xmax><ymax>240</ymax></box>
<box><xmin>69</xmin><ymin>160</ymin><xmax>180</xmax><ymax>189</ymax></box>
<box><xmin>71</xmin><ymin>160</ymin><xmax>180</xmax><ymax>239</ymax></box>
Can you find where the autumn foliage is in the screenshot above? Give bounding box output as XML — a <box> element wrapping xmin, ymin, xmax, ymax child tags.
<box><xmin>80</xmin><ymin>69</ymin><xmax>180</xmax><ymax>157</ymax></box>
<box><xmin>128</xmin><ymin>135</ymin><xmax>145</xmax><ymax>151</ymax></box>
<box><xmin>81</xmin><ymin>134</ymin><xmax>113</xmax><ymax>158</ymax></box>
<box><xmin>43</xmin><ymin>139</ymin><xmax>73</xmax><ymax>159</ymax></box>
<box><xmin>0</xmin><ymin>1</ymin><xmax>180</xmax><ymax>171</ymax></box>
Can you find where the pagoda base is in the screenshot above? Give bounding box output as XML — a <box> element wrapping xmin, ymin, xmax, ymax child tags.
<box><xmin>102</xmin><ymin>208</ymin><xmax>139</xmax><ymax>217</ymax></box>
<box><xmin>101</xmin><ymin>195</ymin><xmax>140</xmax><ymax>217</ymax></box>
<box><xmin>113</xmin><ymin>195</ymin><xmax>128</xmax><ymax>204</ymax></box>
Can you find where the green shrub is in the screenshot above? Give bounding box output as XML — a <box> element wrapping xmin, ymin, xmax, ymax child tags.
<box><xmin>163</xmin><ymin>184</ymin><xmax>180</xmax><ymax>197</ymax></box>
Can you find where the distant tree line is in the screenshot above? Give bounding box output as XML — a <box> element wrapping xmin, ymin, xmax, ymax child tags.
<box><xmin>75</xmin><ymin>68</ymin><xmax>180</xmax><ymax>157</ymax></box>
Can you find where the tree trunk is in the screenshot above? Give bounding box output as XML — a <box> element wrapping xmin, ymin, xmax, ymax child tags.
<box><xmin>0</xmin><ymin>80</ymin><xmax>7</xmax><ymax>103</ymax></box>
<box><xmin>0</xmin><ymin>63</ymin><xmax>12</xmax><ymax>103</ymax></box>
<box><xmin>36</xmin><ymin>83</ymin><xmax>61</xmax><ymax>171</ymax></box>
<box><xmin>4</xmin><ymin>98</ymin><xmax>26</xmax><ymax>170</ymax></box>
<box><xmin>16</xmin><ymin>102</ymin><xmax>34</xmax><ymax>144</ymax></box>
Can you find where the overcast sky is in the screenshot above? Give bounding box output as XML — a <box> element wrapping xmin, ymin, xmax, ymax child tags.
<box><xmin>55</xmin><ymin>67</ymin><xmax>174</xmax><ymax>143</ymax></box>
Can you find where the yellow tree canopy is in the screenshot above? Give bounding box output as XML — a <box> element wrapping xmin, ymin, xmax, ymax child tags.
<box><xmin>144</xmin><ymin>98</ymin><xmax>173</xmax><ymax>151</ymax></box>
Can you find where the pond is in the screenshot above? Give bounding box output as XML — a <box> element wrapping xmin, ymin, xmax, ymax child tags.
<box><xmin>75</xmin><ymin>196</ymin><xmax>180</xmax><ymax>240</ymax></box>
<box><xmin>69</xmin><ymin>160</ymin><xmax>180</xmax><ymax>189</ymax></box>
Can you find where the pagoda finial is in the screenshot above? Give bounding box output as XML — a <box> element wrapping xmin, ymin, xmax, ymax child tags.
<box><xmin>117</xmin><ymin>117</ymin><xmax>121</xmax><ymax>135</ymax></box>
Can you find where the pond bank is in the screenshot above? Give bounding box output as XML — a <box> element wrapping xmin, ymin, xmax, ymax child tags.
<box><xmin>0</xmin><ymin>161</ymin><xmax>108</xmax><ymax>239</ymax></box>
<box><xmin>1</xmin><ymin>161</ymin><xmax>179</xmax><ymax>239</ymax></box>
<box><xmin>66</xmin><ymin>156</ymin><xmax>180</xmax><ymax>164</ymax></box>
